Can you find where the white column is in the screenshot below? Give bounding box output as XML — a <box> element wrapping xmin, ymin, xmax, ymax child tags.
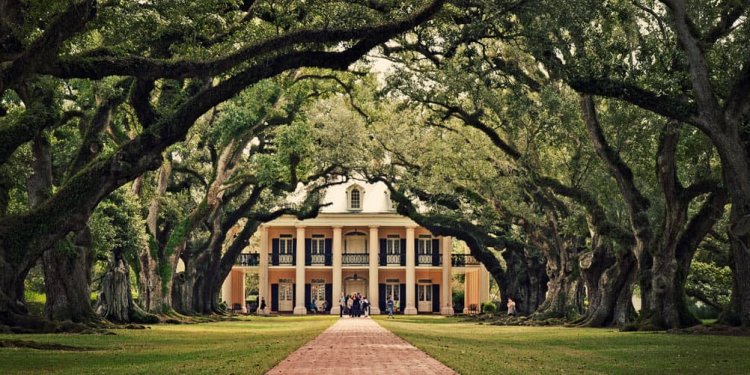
<box><xmin>404</xmin><ymin>226</ymin><xmax>418</xmax><ymax>315</ymax></box>
<box><xmin>293</xmin><ymin>226</ymin><xmax>307</xmax><ymax>315</ymax></box>
<box><xmin>240</xmin><ymin>270</ymin><xmax>247</xmax><ymax>313</ymax></box>
<box><xmin>331</xmin><ymin>226</ymin><xmax>343</xmax><ymax>315</ymax></box>
<box><xmin>441</xmin><ymin>236</ymin><xmax>454</xmax><ymax>315</ymax></box>
<box><xmin>221</xmin><ymin>272</ymin><xmax>232</xmax><ymax>306</ymax></box>
<box><xmin>259</xmin><ymin>225</ymin><xmax>269</xmax><ymax>314</ymax></box>
<box><xmin>368</xmin><ymin>226</ymin><xmax>380</xmax><ymax>314</ymax></box>
<box><xmin>480</xmin><ymin>263</ymin><xmax>490</xmax><ymax>304</ymax></box>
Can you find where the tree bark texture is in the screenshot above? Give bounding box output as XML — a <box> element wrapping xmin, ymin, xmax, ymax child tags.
<box><xmin>530</xmin><ymin>220</ymin><xmax>585</xmax><ymax>320</ymax></box>
<box><xmin>576</xmin><ymin>231</ymin><xmax>637</xmax><ymax>327</ymax></box>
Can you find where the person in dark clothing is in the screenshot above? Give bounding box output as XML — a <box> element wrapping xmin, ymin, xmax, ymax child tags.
<box><xmin>258</xmin><ymin>297</ymin><xmax>266</xmax><ymax>316</ymax></box>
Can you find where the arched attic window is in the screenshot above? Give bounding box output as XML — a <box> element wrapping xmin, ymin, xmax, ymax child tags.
<box><xmin>346</xmin><ymin>184</ymin><xmax>365</xmax><ymax>211</ymax></box>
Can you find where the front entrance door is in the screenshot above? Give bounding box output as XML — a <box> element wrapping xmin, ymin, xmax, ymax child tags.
<box><xmin>279</xmin><ymin>283</ymin><xmax>293</xmax><ymax>312</ymax></box>
<box><xmin>418</xmin><ymin>284</ymin><xmax>432</xmax><ymax>312</ymax></box>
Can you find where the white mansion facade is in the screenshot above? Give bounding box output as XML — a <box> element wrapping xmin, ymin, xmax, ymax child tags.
<box><xmin>221</xmin><ymin>180</ymin><xmax>490</xmax><ymax>315</ymax></box>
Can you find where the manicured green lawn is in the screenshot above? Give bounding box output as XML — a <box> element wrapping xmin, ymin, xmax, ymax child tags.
<box><xmin>0</xmin><ymin>315</ymin><xmax>336</xmax><ymax>375</ymax></box>
<box><xmin>375</xmin><ymin>315</ymin><xmax>750</xmax><ymax>374</ymax></box>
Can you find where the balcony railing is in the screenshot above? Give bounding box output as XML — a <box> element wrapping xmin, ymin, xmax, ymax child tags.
<box><xmin>308</xmin><ymin>253</ymin><xmax>332</xmax><ymax>266</ymax></box>
<box><xmin>235</xmin><ymin>253</ymin><xmax>260</xmax><ymax>266</ymax></box>
<box><xmin>451</xmin><ymin>254</ymin><xmax>480</xmax><ymax>267</ymax></box>
<box><xmin>385</xmin><ymin>254</ymin><xmax>402</xmax><ymax>265</ymax></box>
<box><xmin>342</xmin><ymin>253</ymin><xmax>369</xmax><ymax>265</ymax></box>
<box><xmin>417</xmin><ymin>253</ymin><xmax>443</xmax><ymax>266</ymax></box>
<box><xmin>270</xmin><ymin>252</ymin><xmax>295</xmax><ymax>266</ymax></box>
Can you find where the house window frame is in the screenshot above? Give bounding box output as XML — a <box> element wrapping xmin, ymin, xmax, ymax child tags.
<box><xmin>310</xmin><ymin>234</ymin><xmax>326</xmax><ymax>255</ymax></box>
<box><xmin>311</xmin><ymin>278</ymin><xmax>326</xmax><ymax>306</ymax></box>
<box><xmin>386</xmin><ymin>235</ymin><xmax>401</xmax><ymax>255</ymax></box>
<box><xmin>346</xmin><ymin>184</ymin><xmax>365</xmax><ymax>211</ymax></box>
<box><xmin>279</xmin><ymin>234</ymin><xmax>294</xmax><ymax>254</ymax></box>
<box><xmin>417</xmin><ymin>235</ymin><xmax>433</xmax><ymax>255</ymax></box>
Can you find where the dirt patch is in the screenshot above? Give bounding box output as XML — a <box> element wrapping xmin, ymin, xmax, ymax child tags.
<box><xmin>461</xmin><ymin>314</ymin><xmax>565</xmax><ymax>327</ymax></box>
<box><xmin>0</xmin><ymin>339</ymin><xmax>95</xmax><ymax>351</ymax></box>
<box><xmin>668</xmin><ymin>325</ymin><xmax>750</xmax><ymax>336</ymax></box>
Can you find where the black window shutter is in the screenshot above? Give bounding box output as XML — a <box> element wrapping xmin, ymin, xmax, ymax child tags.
<box><xmin>271</xmin><ymin>284</ymin><xmax>278</xmax><ymax>312</ymax></box>
<box><xmin>399</xmin><ymin>284</ymin><xmax>406</xmax><ymax>314</ymax></box>
<box><xmin>271</xmin><ymin>239</ymin><xmax>280</xmax><ymax>266</ymax></box>
<box><xmin>305</xmin><ymin>284</ymin><xmax>311</xmax><ymax>310</ymax></box>
<box><xmin>325</xmin><ymin>239</ymin><xmax>333</xmax><ymax>266</ymax></box>
<box><xmin>379</xmin><ymin>239</ymin><xmax>387</xmax><ymax>266</ymax></box>
<box><xmin>432</xmin><ymin>239</ymin><xmax>441</xmax><ymax>266</ymax></box>
<box><xmin>292</xmin><ymin>239</ymin><xmax>297</xmax><ymax>266</ymax></box>
<box><xmin>325</xmin><ymin>284</ymin><xmax>333</xmax><ymax>312</ymax></box>
<box><xmin>400</xmin><ymin>239</ymin><xmax>406</xmax><ymax>266</ymax></box>
<box><xmin>433</xmin><ymin>284</ymin><xmax>440</xmax><ymax>312</ymax></box>
<box><xmin>304</xmin><ymin>239</ymin><xmax>312</xmax><ymax>265</ymax></box>
<box><xmin>414</xmin><ymin>239</ymin><xmax>419</xmax><ymax>264</ymax></box>
<box><xmin>379</xmin><ymin>283</ymin><xmax>386</xmax><ymax>313</ymax></box>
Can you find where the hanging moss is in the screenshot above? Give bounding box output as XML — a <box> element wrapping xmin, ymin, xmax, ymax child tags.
<box><xmin>148</xmin><ymin>235</ymin><xmax>159</xmax><ymax>259</ymax></box>
<box><xmin>157</xmin><ymin>261</ymin><xmax>172</xmax><ymax>295</ymax></box>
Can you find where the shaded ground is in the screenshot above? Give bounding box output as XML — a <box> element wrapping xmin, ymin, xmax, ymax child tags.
<box><xmin>375</xmin><ymin>315</ymin><xmax>750</xmax><ymax>374</ymax></box>
<box><xmin>0</xmin><ymin>316</ymin><xmax>336</xmax><ymax>374</ymax></box>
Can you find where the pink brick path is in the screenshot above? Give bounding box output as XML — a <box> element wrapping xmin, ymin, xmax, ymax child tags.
<box><xmin>266</xmin><ymin>317</ymin><xmax>457</xmax><ymax>375</ymax></box>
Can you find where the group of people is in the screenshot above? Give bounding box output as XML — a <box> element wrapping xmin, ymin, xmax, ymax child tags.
<box><xmin>308</xmin><ymin>299</ymin><xmax>328</xmax><ymax>313</ymax></box>
<box><xmin>339</xmin><ymin>292</ymin><xmax>370</xmax><ymax>317</ymax></box>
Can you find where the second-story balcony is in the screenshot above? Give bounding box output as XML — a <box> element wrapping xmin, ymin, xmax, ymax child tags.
<box><xmin>417</xmin><ymin>253</ymin><xmax>442</xmax><ymax>266</ymax></box>
<box><xmin>271</xmin><ymin>252</ymin><xmax>295</xmax><ymax>266</ymax></box>
<box><xmin>451</xmin><ymin>254</ymin><xmax>480</xmax><ymax>267</ymax></box>
<box><xmin>306</xmin><ymin>252</ymin><xmax>332</xmax><ymax>266</ymax></box>
<box><xmin>383</xmin><ymin>253</ymin><xmax>404</xmax><ymax>266</ymax></box>
<box><xmin>342</xmin><ymin>253</ymin><xmax>369</xmax><ymax>266</ymax></box>
<box><xmin>235</xmin><ymin>253</ymin><xmax>260</xmax><ymax>266</ymax></box>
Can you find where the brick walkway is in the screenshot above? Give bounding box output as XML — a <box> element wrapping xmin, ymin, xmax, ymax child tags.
<box><xmin>266</xmin><ymin>317</ymin><xmax>457</xmax><ymax>375</ymax></box>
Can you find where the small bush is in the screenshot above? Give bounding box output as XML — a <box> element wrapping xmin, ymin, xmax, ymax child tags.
<box><xmin>481</xmin><ymin>302</ymin><xmax>497</xmax><ymax>314</ymax></box>
<box><xmin>688</xmin><ymin>299</ymin><xmax>720</xmax><ymax>320</ymax></box>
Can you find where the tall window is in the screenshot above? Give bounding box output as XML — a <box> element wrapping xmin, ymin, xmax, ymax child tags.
<box><xmin>310</xmin><ymin>234</ymin><xmax>325</xmax><ymax>254</ymax></box>
<box><xmin>417</xmin><ymin>235</ymin><xmax>433</xmax><ymax>255</ymax></box>
<box><xmin>311</xmin><ymin>278</ymin><xmax>326</xmax><ymax>310</ymax></box>
<box><xmin>350</xmin><ymin>188</ymin><xmax>361</xmax><ymax>209</ymax></box>
<box><xmin>386</xmin><ymin>235</ymin><xmax>401</xmax><ymax>254</ymax></box>
<box><xmin>279</xmin><ymin>234</ymin><xmax>294</xmax><ymax>254</ymax></box>
<box><xmin>347</xmin><ymin>184</ymin><xmax>364</xmax><ymax>211</ymax></box>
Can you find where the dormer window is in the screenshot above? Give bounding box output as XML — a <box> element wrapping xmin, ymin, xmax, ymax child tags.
<box><xmin>346</xmin><ymin>184</ymin><xmax>364</xmax><ymax>211</ymax></box>
<box><xmin>351</xmin><ymin>189</ymin><xmax>361</xmax><ymax>209</ymax></box>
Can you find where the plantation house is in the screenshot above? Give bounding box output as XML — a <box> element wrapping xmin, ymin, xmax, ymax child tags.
<box><xmin>221</xmin><ymin>180</ymin><xmax>490</xmax><ymax>314</ymax></box>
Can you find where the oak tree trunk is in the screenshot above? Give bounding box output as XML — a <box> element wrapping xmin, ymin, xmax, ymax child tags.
<box><xmin>42</xmin><ymin>235</ymin><xmax>98</xmax><ymax>323</ymax></box>
<box><xmin>96</xmin><ymin>249</ymin><xmax>157</xmax><ymax>324</ymax></box>
<box><xmin>576</xmin><ymin>235</ymin><xmax>637</xmax><ymax>327</ymax></box>
<box><xmin>499</xmin><ymin>246</ymin><xmax>547</xmax><ymax>315</ymax></box>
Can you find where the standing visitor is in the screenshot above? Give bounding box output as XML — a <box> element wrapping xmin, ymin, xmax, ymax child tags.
<box><xmin>507</xmin><ymin>298</ymin><xmax>517</xmax><ymax>316</ymax></box>
<box><xmin>387</xmin><ymin>297</ymin><xmax>394</xmax><ymax>319</ymax></box>
<box><xmin>363</xmin><ymin>296</ymin><xmax>370</xmax><ymax>317</ymax></box>
<box><xmin>394</xmin><ymin>297</ymin><xmax>400</xmax><ymax>314</ymax></box>
<box><xmin>258</xmin><ymin>297</ymin><xmax>266</xmax><ymax>316</ymax></box>
<box><xmin>339</xmin><ymin>292</ymin><xmax>346</xmax><ymax>317</ymax></box>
